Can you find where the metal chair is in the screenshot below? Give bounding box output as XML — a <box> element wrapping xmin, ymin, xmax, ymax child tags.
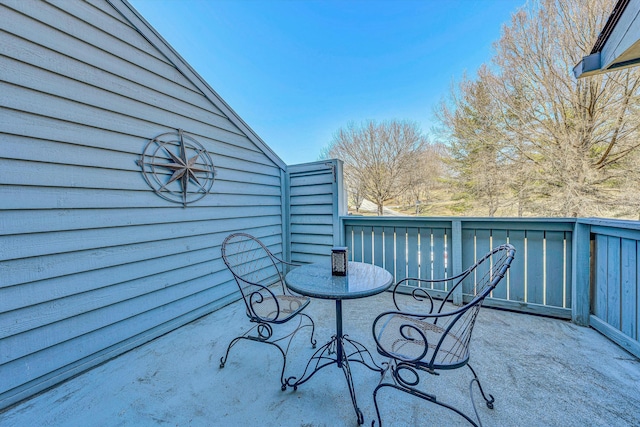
<box><xmin>371</xmin><ymin>244</ymin><xmax>516</xmax><ymax>426</ymax></box>
<box><xmin>219</xmin><ymin>232</ymin><xmax>316</xmax><ymax>390</ymax></box>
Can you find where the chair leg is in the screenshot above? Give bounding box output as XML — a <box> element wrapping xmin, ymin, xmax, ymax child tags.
<box><xmin>373</xmin><ymin>381</ymin><xmax>408</xmax><ymax>427</ymax></box>
<box><xmin>219</xmin><ymin>335</ymin><xmax>245</xmax><ymax>368</ymax></box>
<box><xmin>219</xmin><ymin>315</ymin><xmax>317</xmax><ymax>391</ymax></box>
<box><xmin>219</xmin><ymin>323</ymin><xmax>289</xmax><ymax>390</ymax></box>
<box><xmin>299</xmin><ymin>313</ymin><xmax>317</xmax><ymax>349</ymax></box>
<box><xmin>371</xmin><ymin>362</ymin><xmax>485</xmax><ymax>427</ymax></box>
<box><xmin>219</xmin><ymin>322</ymin><xmax>262</xmax><ymax>369</ymax></box>
<box><xmin>466</xmin><ymin>363</ymin><xmax>494</xmax><ymax>409</ymax></box>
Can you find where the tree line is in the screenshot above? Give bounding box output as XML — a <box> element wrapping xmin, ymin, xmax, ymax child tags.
<box><xmin>324</xmin><ymin>0</ymin><xmax>640</xmax><ymax>219</ymax></box>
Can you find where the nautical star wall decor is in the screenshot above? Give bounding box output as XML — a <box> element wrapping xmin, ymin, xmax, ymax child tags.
<box><xmin>137</xmin><ymin>129</ymin><xmax>216</xmax><ymax>207</ymax></box>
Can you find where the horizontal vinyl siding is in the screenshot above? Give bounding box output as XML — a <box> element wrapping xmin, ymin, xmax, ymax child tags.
<box><xmin>0</xmin><ymin>2</ymin><xmax>268</xmax><ymax>156</ymax></box>
<box><xmin>287</xmin><ymin>161</ymin><xmax>341</xmax><ymax>264</ymax></box>
<box><xmin>0</xmin><ymin>0</ymin><xmax>284</xmax><ymax>410</ymax></box>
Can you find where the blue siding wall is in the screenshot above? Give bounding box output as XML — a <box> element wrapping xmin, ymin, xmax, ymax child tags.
<box><xmin>0</xmin><ymin>0</ymin><xmax>285</xmax><ymax>409</ymax></box>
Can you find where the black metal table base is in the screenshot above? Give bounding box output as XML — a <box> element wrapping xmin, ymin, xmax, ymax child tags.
<box><xmin>286</xmin><ymin>300</ymin><xmax>385</xmax><ymax>425</ymax></box>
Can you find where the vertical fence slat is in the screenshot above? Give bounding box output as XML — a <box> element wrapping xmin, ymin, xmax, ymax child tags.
<box><xmin>363</xmin><ymin>227</ymin><xmax>373</xmax><ymax>264</ymax></box>
<box><xmin>527</xmin><ymin>230</ymin><xmax>544</xmax><ymax>305</ymax></box>
<box><xmin>396</xmin><ymin>228</ymin><xmax>408</xmax><ymax>283</ymax></box>
<box><xmin>384</xmin><ymin>226</ymin><xmax>395</xmax><ymax>281</ymax></box>
<box><xmin>433</xmin><ymin>228</ymin><xmax>448</xmax><ymax>286</ymax></box>
<box><xmin>594</xmin><ymin>234</ymin><xmax>608</xmax><ymax>320</ymax></box>
<box><xmin>452</xmin><ymin>221</ymin><xmax>463</xmax><ymax>304</ymax></box>
<box><xmin>607</xmin><ymin>236</ymin><xmax>621</xmax><ymax>330</ymax></box>
<box><xmin>565</xmin><ymin>230</ymin><xmax>573</xmax><ymax>310</ymax></box>
<box><xmin>621</xmin><ymin>238</ymin><xmax>637</xmax><ymax>339</ymax></box>
<box><xmin>352</xmin><ymin>226</ymin><xmax>363</xmax><ymax>262</ymax></box>
<box><xmin>491</xmin><ymin>229</ymin><xmax>508</xmax><ymax>300</ymax></box>
<box><xmin>545</xmin><ymin>231</ymin><xmax>565</xmax><ymax>308</ymax></box>
<box><xmin>460</xmin><ymin>227</ymin><xmax>475</xmax><ymax>297</ymax></box>
<box><xmin>509</xmin><ymin>230</ymin><xmax>526</xmax><ymax>302</ymax></box>
<box><xmin>419</xmin><ymin>228</ymin><xmax>432</xmax><ymax>281</ymax></box>
<box><xmin>475</xmin><ymin>229</ymin><xmax>492</xmax><ymax>256</ymax></box>
<box><xmin>344</xmin><ymin>225</ymin><xmax>354</xmax><ymax>260</ymax></box>
<box><xmin>373</xmin><ymin>226</ymin><xmax>384</xmax><ymax>267</ymax></box>
<box><xmin>407</xmin><ymin>227</ymin><xmax>419</xmax><ymax>279</ymax></box>
<box><xmin>474</xmin><ymin>229</ymin><xmax>492</xmax><ymax>297</ymax></box>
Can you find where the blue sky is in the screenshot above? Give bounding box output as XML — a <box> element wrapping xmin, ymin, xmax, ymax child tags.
<box><xmin>129</xmin><ymin>0</ymin><xmax>525</xmax><ymax>165</ymax></box>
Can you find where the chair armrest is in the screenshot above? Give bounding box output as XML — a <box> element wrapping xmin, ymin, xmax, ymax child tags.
<box><xmin>269</xmin><ymin>252</ymin><xmax>301</xmax><ymax>268</ymax></box>
<box><xmin>372</xmin><ymin>311</ymin><xmax>430</xmax><ymax>363</ymax></box>
<box><xmin>262</xmin><ymin>254</ymin><xmax>301</xmax><ymax>295</ymax></box>
<box><xmin>392</xmin><ymin>279</ymin><xmax>436</xmax><ymax>314</ymax></box>
<box><xmin>280</xmin><ymin>259</ymin><xmax>302</xmax><ymax>267</ymax></box>
<box><xmin>271</xmin><ymin>255</ymin><xmax>301</xmax><ymax>277</ymax></box>
<box><xmin>372</xmin><ymin>306</ymin><xmax>474</xmax><ymax>365</ymax></box>
<box><xmin>246</xmin><ymin>282</ymin><xmax>283</xmax><ymax>322</ymax></box>
<box><xmin>392</xmin><ymin>267</ymin><xmax>474</xmax><ymax>313</ymax></box>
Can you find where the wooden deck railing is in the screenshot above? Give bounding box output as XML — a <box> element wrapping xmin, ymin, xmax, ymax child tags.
<box><xmin>341</xmin><ymin>216</ymin><xmax>640</xmax><ymax>358</ymax></box>
<box><xmin>581</xmin><ymin>218</ymin><xmax>640</xmax><ymax>357</ymax></box>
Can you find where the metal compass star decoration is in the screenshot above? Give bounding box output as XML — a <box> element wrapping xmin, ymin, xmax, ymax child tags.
<box><xmin>137</xmin><ymin>129</ymin><xmax>216</xmax><ymax>207</ymax></box>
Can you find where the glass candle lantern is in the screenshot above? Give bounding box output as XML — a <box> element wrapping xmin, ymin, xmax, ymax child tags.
<box><xmin>331</xmin><ymin>247</ymin><xmax>348</xmax><ymax>276</ymax></box>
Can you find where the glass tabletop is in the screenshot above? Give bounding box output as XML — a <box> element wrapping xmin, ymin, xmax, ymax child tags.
<box><xmin>285</xmin><ymin>261</ymin><xmax>393</xmax><ymax>300</ymax></box>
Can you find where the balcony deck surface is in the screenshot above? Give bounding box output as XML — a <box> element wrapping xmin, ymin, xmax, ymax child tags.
<box><xmin>3</xmin><ymin>292</ymin><xmax>639</xmax><ymax>426</ymax></box>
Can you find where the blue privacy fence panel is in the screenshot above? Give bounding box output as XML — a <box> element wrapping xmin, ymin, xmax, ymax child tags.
<box><xmin>342</xmin><ymin>216</ymin><xmax>640</xmax><ymax>358</ymax></box>
<box><xmin>344</xmin><ymin>219</ymin><xmax>451</xmax><ymax>290</ymax></box>
<box><xmin>343</xmin><ymin>217</ymin><xmax>574</xmax><ymax>318</ymax></box>
<box><xmin>589</xmin><ymin>220</ymin><xmax>640</xmax><ymax>357</ymax></box>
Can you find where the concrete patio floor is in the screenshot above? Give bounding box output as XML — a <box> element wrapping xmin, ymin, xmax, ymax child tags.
<box><xmin>2</xmin><ymin>292</ymin><xmax>640</xmax><ymax>427</ymax></box>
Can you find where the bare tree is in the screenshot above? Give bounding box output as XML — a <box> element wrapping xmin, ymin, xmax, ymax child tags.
<box><xmin>490</xmin><ymin>0</ymin><xmax>640</xmax><ymax>217</ymax></box>
<box><xmin>401</xmin><ymin>143</ymin><xmax>445</xmax><ymax>215</ymax></box>
<box><xmin>437</xmin><ymin>0</ymin><xmax>640</xmax><ymax>218</ymax></box>
<box><xmin>327</xmin><ymin>120</ymin><xmax>428</xmax><ymax>215</ymax></box>
<box><xmin>346</xmin><ymin>174</ymin><xmax>366</xmax><ymax>213</ymax></box>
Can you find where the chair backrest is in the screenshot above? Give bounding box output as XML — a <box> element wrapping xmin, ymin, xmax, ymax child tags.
<box><xmin>375</xmin><ymin>244</ymin><xmax>515</xmax><ymax>370</ymax></box>
<box><xmin>429</xmin><ymin>244</ymin><xmax>515</xmax><ymax>367</ymax></box>
<box><xmin>437</xmin><ymin>243</ymin><xmax>515</xmax><ymax>314</ymax></box>
<box><xmin>221</xmin><ymin>233</ymin><xmax>284</xmax><ymax>319</ymax></box>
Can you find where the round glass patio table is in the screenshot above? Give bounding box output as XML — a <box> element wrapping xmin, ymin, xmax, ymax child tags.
<box><xmin>285</xmin><ymin>261</ymin><xmax>393</xmax><ymax>425</ymax></box>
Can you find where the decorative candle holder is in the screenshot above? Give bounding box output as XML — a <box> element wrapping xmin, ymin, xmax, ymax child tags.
<box><xmin>331</xmin><ymin>247</ymin><xmax>348</xmax><ymax>276</ymax></box>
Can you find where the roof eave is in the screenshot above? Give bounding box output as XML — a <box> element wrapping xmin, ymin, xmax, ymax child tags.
<box><xmin>574</xmin><ymin>0</ymin><xmax>632</xmax><ymax>79</ymax></box>
<box><xmin>573</xmin><ymin>52</ymin><xmax>603</xmax><ymax>78</ymax></box>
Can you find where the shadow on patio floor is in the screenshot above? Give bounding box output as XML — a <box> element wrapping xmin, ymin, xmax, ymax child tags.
<box><xmin>2</xmin><ymin>293</ymin><xmax>640</xmax><ymax>426</ymax></box>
